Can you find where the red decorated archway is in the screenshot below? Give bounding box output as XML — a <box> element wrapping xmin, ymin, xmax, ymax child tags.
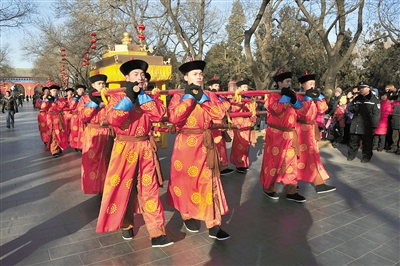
<box><xmin>0</xmin><ymin>80</ymin><xmax>46</xmax><ymax>96</ymax></box>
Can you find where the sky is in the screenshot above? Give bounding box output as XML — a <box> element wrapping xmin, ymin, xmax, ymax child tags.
<box><xmin>1</xmin><ymin>0</ymin><xmax>55</xmax><ymax>69</ymax></box>
<box><xmin>1</xmin><ymin>0</ymin><xmax>234</xmax><ymax>70</ymax></box>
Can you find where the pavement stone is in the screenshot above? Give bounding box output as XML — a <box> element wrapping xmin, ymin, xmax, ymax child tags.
<box><xmin>0</xmin><ymin>105</ymin><xmax>399</xmax><ymax>265</ymax></box>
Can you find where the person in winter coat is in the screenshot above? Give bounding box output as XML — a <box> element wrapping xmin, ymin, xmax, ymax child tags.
<box><xmin>387</xmin><ymin>88</ymin><xmax>400</xmax><ymax>154</ymax></box>
<box><xmin>1</xmin><ymin>91</ymin><xmax>18</xmax><ymax>128</ymax></box>
<box><xmin>373</xmin><ymin>91</ymin><xmax>393</xmax><ymax>152</ymax></box>
<box><xmin>331</xmin><ymin>96</ymin><xmax>347</xmax><ymax>147</ymax></box>
<box><xmin>347</xmin><ymin>82</ymin><xmax>381</xmax><ymax>163</ymax></box>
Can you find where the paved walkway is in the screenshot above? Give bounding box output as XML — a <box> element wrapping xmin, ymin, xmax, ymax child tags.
<box><xmin>0</xmin><ymin>105</ymin><xmax>399</xmax><ymax>266</ymax></box>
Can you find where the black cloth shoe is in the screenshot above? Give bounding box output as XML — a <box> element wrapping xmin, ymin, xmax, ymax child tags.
<box><xmin>286</xmin><ymin>193</ymin><xmax>306</xmax><ymax>203</ymax></box>
<box><xmin>236</xmin><ymin>167</ymin><xmax>248</xmax><ymax>174</ymax></box>
<box><xmin>209</xmin><ymin>226</ymin><xmax>230</xmax><ymax>241</ymax></box>
<box><xmin>6</xmin><ymin>126</ymin><xmax>10</xmax><ymax>129</ymax></box>
<box><xmin>220</xmin><ymin>168</ymin><xmax>234</xmax><ymax>175</ymax></box>
<box><xmin>361</xmin><ymin>158</ymin><xmax>370</xmax><ymax>163</ymax></box>
<box><xmin>53</xmin><ymin>154</ymin><xmax>59</xmax><ymax>158</ymax></box>
<box><xmin>386</xmin><ymin>149</ymin><xmax>397</xmax><ymax>153</ymax></box>
<box><xmin>377</xmin><ymin>148</ymin><xmax>383</xmax><ymax>152</ymax></box>
<box><xmin>263</xmin><ymin>191</ymin><xmax>279</xmax><ymax>200</ymax></box>
<box><xmin>121</xmin><ymin>228</ymin><xmax>134</xmax><ymax>240</ymax></box>
<box><xmin>151</xmin><ymin>235</ymin><xmax>174</xmax><ymax>247</ymax></box>
<box><xmin>184</xmin><ymin>218</ymin><xmax>199</xmax><ymax>233</ymax></box>
<box><xmin>347</xmin><ymin>157</ymin><xmax>355</xmax><ymax>161</ymax></box>
<box><xmin>316</xmin><ymin>184</ymin><xmax>336</xmax><ymax>194</ymax></box>
<box><xmin>332</xmin><ymin>142</ymin><xmax>339</xmax><ymax>148</ymax></box>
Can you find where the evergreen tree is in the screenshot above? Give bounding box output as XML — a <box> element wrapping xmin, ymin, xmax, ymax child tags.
<box><xmin>225</xmin><ymin>0</ymin><xmax>248</xmax><ymax>81</ymax></box>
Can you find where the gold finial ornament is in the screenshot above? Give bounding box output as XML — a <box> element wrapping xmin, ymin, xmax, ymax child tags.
<box><xmin>121</xmin><ymin>32</ymin><xmax>132</xmax><ymax>45</ymax></box>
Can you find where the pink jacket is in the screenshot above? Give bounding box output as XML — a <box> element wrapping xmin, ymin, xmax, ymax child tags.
<box><xmin>375</xmin><ymin>98</ymin><xmax>393</xmax><ymax>135</ymax></box>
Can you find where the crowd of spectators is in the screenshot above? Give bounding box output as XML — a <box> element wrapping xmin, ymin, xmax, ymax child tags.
<box><xmin>323</xmin><ymin>84</ymin><xmax>400</xmax><ymax>156</ymax></box>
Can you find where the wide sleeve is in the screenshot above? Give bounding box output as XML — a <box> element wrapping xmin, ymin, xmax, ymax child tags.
<box><xmin>106</xmin><ymin>94</ymin><xmax>132</xmax><ymax>128</ymax></box>
<box><xmin>78</xmin><ymin>95</ymin><xmax>98</xmax><ymax>123</ymax></box>
<box><xmin>167</xmin><ymin>93</ymin><xmax>196</xmax><ymax>125</ymax></box>
<box><xmin>138</xmin><ymin>91</ymin><xmax>166</xmax><ymax>122</ymax></box>
<box><xmin>266</xmin><ymin>93</ymin><xmax>290</xmax><ymax>116</ymax></box>
<box><xmin>198</xmin><ymin>91</ymin><xmax>225</xmax><ymax>120</ymax></box>
<box><xmin>63</xmin><ymin>99</ymin><xmax>78</xmax><ymax>111</ymax></box>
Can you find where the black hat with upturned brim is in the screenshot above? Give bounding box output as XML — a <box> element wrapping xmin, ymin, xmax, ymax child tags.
<box><xmin>178</xmin><ymin>60</ymin><xmax>206</xmax><ymax>75</ymax></box>
<box><xmin>207</xmin><ymin>79</ymin><xmax>221</xmax><ymax>86</ymax></box>
<box><xmin>298</xmin><ymin>71</ymin><xmax>316</xmax><ymax>84</ymax></box>
<box><xmin>236</xmin><ymin>79</ymin><xmax>249</xmax><ymax>87</ymax></box>
<box><xmin>65</xmin><ymin>88</ymin><xmax>74</xmax><ymax>93</ymax></box>
<box><xmin>145</xmin><ymin>72</ymin><xmax>151</xmax><ymax>82</ymax></box>
<box><xmin>273</xmin><ymin>69</ymin><xmax>293</xmax><ymax>82</ymax></box>
<box><xmin>89</xmin><ymin>74</ymin><xmax>107</xmax><ymax>84</ymax></box>
<box><xmin>42</xmin><ymin>87</ymin><xmax>50</xmax><ymax>92</ymax></box>
<box><xmin>49</xmin><ymin>84</ymin><xmax>61</xmax><ymax>90</ymax></box>
<box><xmin>75</xmin><ymin>84</ymin><xmax>87</xmax><ymax>90</ymax></box>
<box><xmin>120</xmin><ymin>59</ymin><xmax>148</xmax><ymax>76</ymax></box>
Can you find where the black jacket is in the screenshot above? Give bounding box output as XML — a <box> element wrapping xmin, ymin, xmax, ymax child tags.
<box><xmin>2</xmin><ymin>96</ymin><xmax>18</xmax><ymax>112</ymax></box>
<box><xmin>326</xmin><ymin>95</ymin><xmax>341</xmax><ymax>116</ymax></box>
<box><xmin>391</xmin><ymin>100</ymin><xmax>400</xmax><ymax>130</ymax></box>
<box><xmin>348</xmin><ymin>92</ymin><xmax>380</xmax><ymax>134</ymax></box>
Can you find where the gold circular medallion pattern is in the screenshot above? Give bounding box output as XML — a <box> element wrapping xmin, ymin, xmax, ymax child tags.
<box><xmin>110</xmin><ymin>174</ymin><xmax>121</xmax><ymax>187</ymax></box>
<box><xmin>188</xmin><ymin>166</ymin><xmax>199</xmax><ymax>177</ymax></box>
<box><xmin>126</xmin><ymin>150</ymin><xmax>138</xmax><ymax>163</ymax></box>
<box><xmin>186</xmin><ymin>135</ymin><xmax>198</xmax><ymax>147</ymax></box>
<box><xmin>142</xmin><ymin>174</ymin><xmax>152</xmax><ymax>186</ymax></box>
<box><xmin>270</xmin><ymin>168</ymin><xmax>277</xmax><ymax>176</ymax></box>
<box><xmin>126</xmin><ymin>178</ymin><xmax>133</xmax><ymax>189</ymax></box>
<box><xmin>145</xmin><ymin>200</ymin><xmax>157</xmax><ymax>213</ymax></box>
<box><xmin>174</xmin><ymin>160</ymin><xmax>183</xmax><ymax>171</ymax></box>
<box><xmin>106</xmin><ymin>203</ymin><xmax>117</xmax><ymax>214</ymax></box>
<box><xmin>186</xmin><ymin>116</ymin><xmax>197</xmax><ymax>128</ymax></box>
<box><xmin>191</xmin><ymin>192</ymin><xmax>201</xmax><ymax>204</ymax></box>
<box><xmin>115</xmin><ymin>142</ymin><xmax>125</xmax><ymax>154</ymax></box>
<box><xmin>173</xmin><ymin>186</ymin><xmax>182</xmax><ymax>197</ymax></box>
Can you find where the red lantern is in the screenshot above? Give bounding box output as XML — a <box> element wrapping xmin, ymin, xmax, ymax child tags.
<box><xmin>61</xmin><ymin>58</ymin><xmax>66</xmax><ymax>61</ymax></box>
<box><xmin>84</xmin><ymin>50</ymin><xmax>89</xmax><ymax>54</ymax></box>
<box><xmin>137</xmin><ymin>24</ymin><xmax>145</xmax><ymax>31</ymax></box>
<box><xmin>90</xmin><ymin>32</ymin><xmax>97</xmax><ymax>37</ymax></box>
<box><xmin>138</xmin><ymin>34</ymin><xmax>145</xmax><ymax>41</ymax></box>
<box><xmin>61</xmin><ymin>47</ymin><xmax>66</xmax><ymax>52</ymax></box>
<box><xmin>91</xmin><ymin>39</ymin><xmax>97</xmax><ymax>44</ymax></box>
<box><xmin>91</xmin><ymin>45</ymin><xmax>96</xmax><ymax>49</ymax></box>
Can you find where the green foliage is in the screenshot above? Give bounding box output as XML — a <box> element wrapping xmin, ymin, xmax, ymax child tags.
<box><xmin>362</xmin><ymin>40</ymin><xmax>400</xmax><ymax>88</ymax></box>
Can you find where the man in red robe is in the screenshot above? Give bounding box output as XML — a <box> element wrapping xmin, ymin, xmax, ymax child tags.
<box><xmin>295</xmin><ymin>71</ymin><xmax>336</xmax><ymax>194</ymax></box>
<box><xmin>43</xmin><ymin>84</ymin><xmax>68</xmax><ymax>157</ymax></box>
<box><xmin>36</xmin><ymin>87</ymin><xmax>50</xmax><ymax>145</ymax></box>
<box><xmin>62</xmin><ymin>87</ymin><xmax>76</xmax><ymax>139</ymax></box>
<box><xmin>207</xmin><ymin>76</ymin><xmax>234</xmax><ymax>175</ymax></box>
<box><xmin>78</xmin><ymin>74</ymin><xmax>113</xmax><ymax>195</ymax></box>
<box><xmin>70</xmin><ymin>85</ymin><xmax>86</xmax><ymax>152</ymax></box>
<box><xmin>167</xmin><ymin>60</ymin><xmax>230</xmax><ymax>241</ymax></box>
<box><xmin>229</xmin><ymin>79</ymin><xmax>256</xmax><ymax>173</ymax></box>
<box><xmin>260</xmin><ymin>70</ymin><xmax>309</xmax><ymax>202</ymax></box>
<box><xmin>96</xmin><ymin>59</ymin><xmax>173</xmax><ymax>248</ymax></box>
